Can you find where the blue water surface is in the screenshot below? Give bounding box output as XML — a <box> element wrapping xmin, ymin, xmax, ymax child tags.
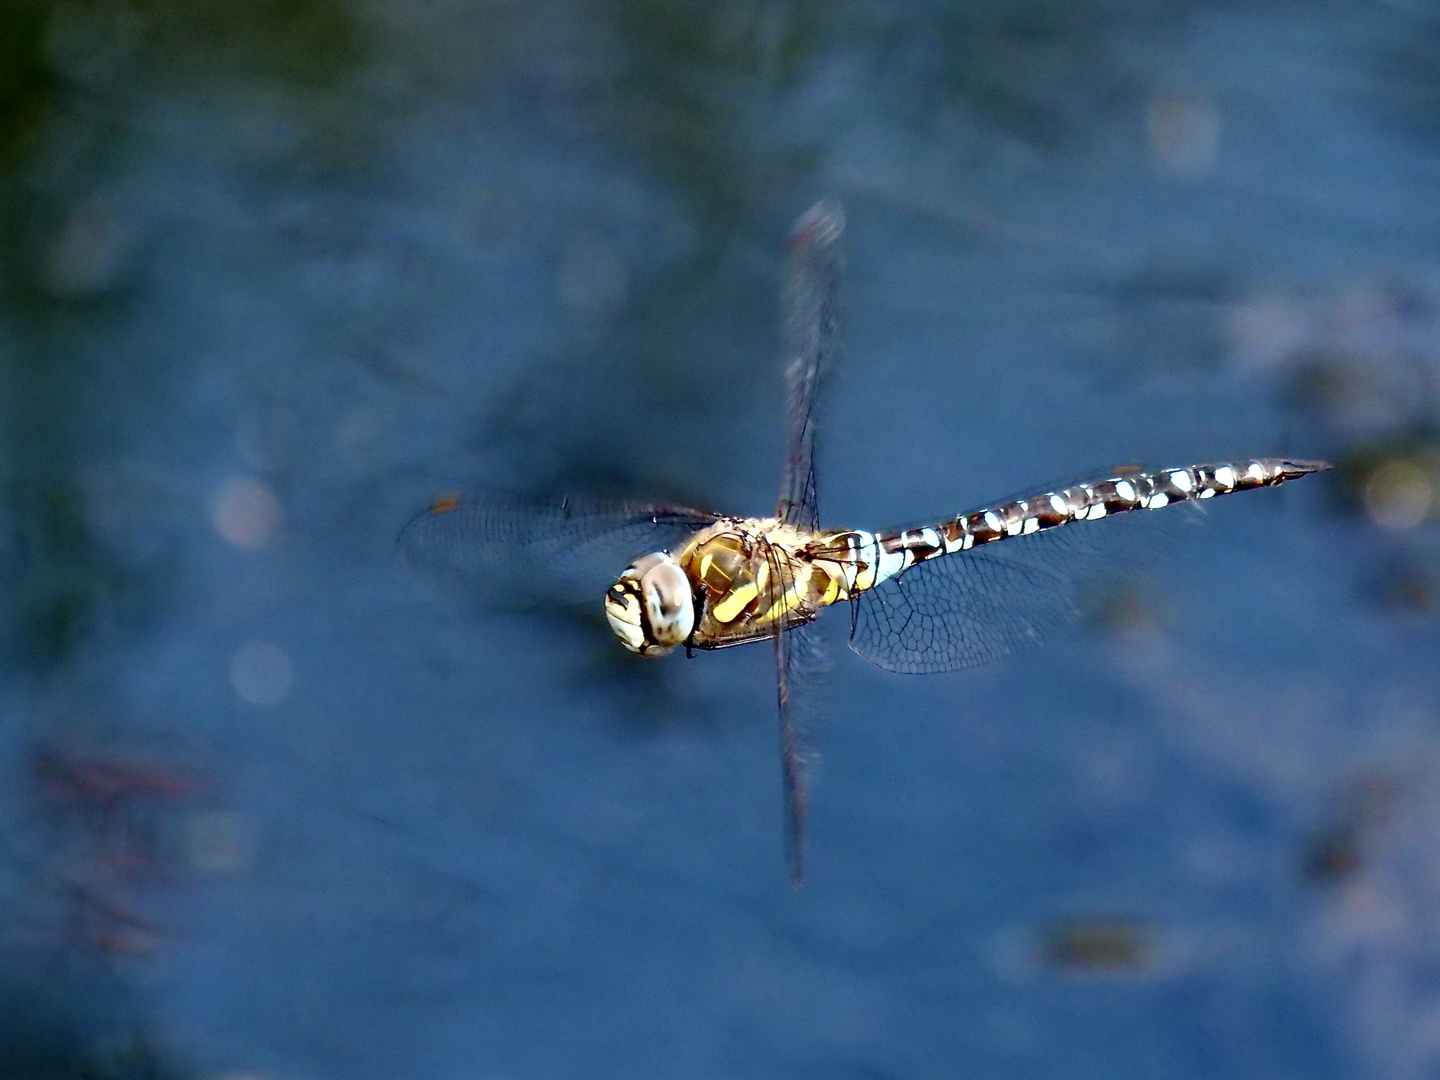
<box><xmin>2</xmin><ymin>1</ymin><xmax>1438</xmax><ymax>1077</ymax></box>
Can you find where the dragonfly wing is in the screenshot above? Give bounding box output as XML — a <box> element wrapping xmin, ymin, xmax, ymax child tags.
<box><xmin>775</xmin><ymin>615</ymin><xmax>829</xmax><ymax>885</ymax></box>
<box><xmin>849</xmin><ymin>492</ymin><xmax>1201</xmax><ymax>674</ymax></box>
<box><xmin>776</xmin><ymin>199</ymin><xmax>844</xmax><ymax>533</ymax></box>
<box><xmin>399</xmin><ymin>492</ymin><xmax>720</xmax><ymax>607</ymax></box>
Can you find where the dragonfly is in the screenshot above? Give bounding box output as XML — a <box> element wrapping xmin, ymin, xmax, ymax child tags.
<box><xmin>400</xmin><ymin>199</ymin><xmax>1328</xmax><ymax>884</ymax></box>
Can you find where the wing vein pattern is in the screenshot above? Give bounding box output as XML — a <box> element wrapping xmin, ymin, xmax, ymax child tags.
<box><xmin>399</xmin><ymin>492</ymin><xmax>720</xmax><ymax>606</ymax></box>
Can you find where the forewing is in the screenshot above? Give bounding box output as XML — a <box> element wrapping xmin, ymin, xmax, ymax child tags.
<box><xmin>776</xmin><ymin>199</ymin><xmax>845</xmax><ymax>532</ymax></box>
<box><xmin>398</xmin><ymin>492</ymin><xmax>719</xmax><ymax>607</ymax></box>
<box><xmin>850</xmin><ymin>493</ymin><xmax>1201</xmax><ymax>674</ymax></box>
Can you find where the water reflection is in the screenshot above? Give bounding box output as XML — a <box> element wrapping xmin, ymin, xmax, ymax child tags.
<box><xmin>0</xmin><ymin>0</ymin><xmax>1437</xmax><ymax>1076</ymax></box>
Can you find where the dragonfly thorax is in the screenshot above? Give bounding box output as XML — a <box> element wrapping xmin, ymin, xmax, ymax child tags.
<box><xmin>605</xmin><ymin>551</ymin><xmax>695</xmax><ymax>657</ymax></box>
<box><xmin>676</xmin><ymin>518</ymin><xmax>850</xmax><ymax>650</ymax></box>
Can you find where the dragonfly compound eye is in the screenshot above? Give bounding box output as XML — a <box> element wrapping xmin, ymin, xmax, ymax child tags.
<box><xmin>604</xmin><ymin>579</ymin><xmax>646</xmax><ymax>653</ymax></box>
<box><xmin>639</xmin><ymin>557</ymin><xmax>695</xmax><ymax>649</ymax></box>
<box><xmin>605</xmin><ymin>552</ymin><xmax>694</xmax><ymax>656</ymax></box>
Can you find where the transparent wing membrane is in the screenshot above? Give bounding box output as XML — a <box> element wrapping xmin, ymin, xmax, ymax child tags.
<box><xmin>398</xmin><ymin>492</ymin><xmax>719</xmax><ymax>607</ymax></box>
<box><xmin>850</xmin><ymin>510</ymin><xmax>1167</xmax><ymax>673</ymax></box>
<box><xmin>776</xmin><ymin>199</ymin><xmax>844</xmax><ymax>533</ymax></box>
<box><xmin>775</xmin><ymin>612</ymin><xmax>828</xmax><ymax>885</ymax></box>
<box><xmin>772</xmin><ymin>198</ymin><xmax>843</xmax><ymax>882</ymax></box>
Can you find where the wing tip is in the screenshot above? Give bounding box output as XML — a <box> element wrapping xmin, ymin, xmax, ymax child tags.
<box><xmin>791</xmin><ymin>198</ymin><xmax>845</xmax><ymax>253</ymax></box>
<box><xmin>396</xmin><ymin>491</ymin><xmax>464</xmax><ymax>563</ymax></box>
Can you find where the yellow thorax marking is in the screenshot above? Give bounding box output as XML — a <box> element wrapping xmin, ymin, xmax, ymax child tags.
<box><xmin>712</xmin><ymin>581</ymin><xmax>757</xmax><ymax>623</ymax></box>
<box><xmin>814</xmin><ymin>561</ymin><xmax>843</xmax><ymax>607</ymax></box>
<box><xmin>754</xmin><ymin>555</ymin><xmax>807</xmax><ymax>626</ymax></box>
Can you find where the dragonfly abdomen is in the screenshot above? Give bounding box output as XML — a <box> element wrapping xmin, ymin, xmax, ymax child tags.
<box><xmin>816</xmin><ymin>458</ymin><xmax>1328</xmax><ymax>596</ymax></box>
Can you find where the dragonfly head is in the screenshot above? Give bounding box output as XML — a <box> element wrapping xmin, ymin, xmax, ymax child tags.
<box><xmin>605</xmin><ymin>551</ymin><xmax>695</xmax><ymax>656</ymax></box>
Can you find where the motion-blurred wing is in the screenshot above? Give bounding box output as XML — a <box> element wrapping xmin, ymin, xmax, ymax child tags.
<box><xmin>775</xmin><ymin>615</ymin><xmax>828</xmax><ymax>886</ymax></box>
<box><xmin>399</xmin><ymin>492</ymin><xmax>720</xmax><ymax>607</ymax></box>
<box><xmin>776</xmin><ymin>199</ymin><xmax>844</xmax><ymax>533</ymax></box>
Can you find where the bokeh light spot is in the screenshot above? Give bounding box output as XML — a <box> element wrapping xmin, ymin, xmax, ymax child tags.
<box><xmin>1364</xmin><ymin>459</ymin><xmax>1435</xmax><ymax>530</ymax></box>
<box><xmin>230</xmin><ymin>641</ymin><xmax>295</xmax><ymax>706</ymax></box>
<box><xmin>212</xmin><ymin>478</ymin><xmax>283</xmax><ymax>549</ymax></box>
